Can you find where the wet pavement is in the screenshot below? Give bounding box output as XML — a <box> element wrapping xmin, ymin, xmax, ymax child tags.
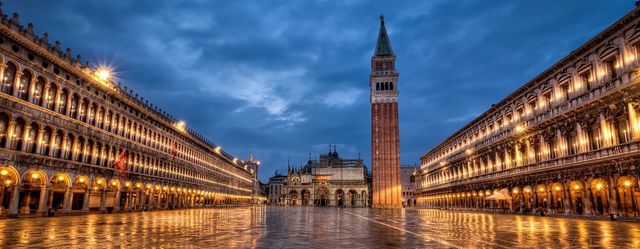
<box><xmin>0</xmin><ymin>207</ymin><xmax>638</xmax><ymax>248</ymax></box>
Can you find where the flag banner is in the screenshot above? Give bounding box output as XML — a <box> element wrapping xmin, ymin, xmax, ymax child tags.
<box><xmin>171</xmin><ymin>141</ymin><xmax>177</xmax><ymax>159</ymax></box>
<box><xmin>114</xmin><ymin>149</ymin><xmax>128</xmax><ymax>178</ymax></box>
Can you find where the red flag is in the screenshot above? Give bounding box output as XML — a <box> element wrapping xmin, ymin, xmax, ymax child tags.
<box><xmin>171</xmin><ymin>141</ymin><xmax>177</xmax><ymax>159</ymax></box>
<box><xmin>114</xmin><ymin>149</ymin><xmax>127</xmax><ymax>177</ymax></box>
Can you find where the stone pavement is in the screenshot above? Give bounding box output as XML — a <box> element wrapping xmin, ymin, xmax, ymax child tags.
<box><xmin>0</xmin><ymin>207</ymin><xmax>638</xmax><ymax>248</ymax></box>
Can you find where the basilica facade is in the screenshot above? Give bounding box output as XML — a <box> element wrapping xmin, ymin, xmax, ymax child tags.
<box><xmin>267</xmin><ymin>148</ymin><xmax>369</xmax><ymax>207</ymax></box>
<box><xmin>0</xmin><ymin>6</ymin><xmax>258</xmax><ymax>217</ymax></box>
<box><xmin>416</xmin><ymin>4</ymin><xmax>640</xmax><ymax>219</ymax></box>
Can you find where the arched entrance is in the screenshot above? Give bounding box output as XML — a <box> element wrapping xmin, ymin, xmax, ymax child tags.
<box><xmin>48</xmin><ymin>173</ymin><xmax>70</xmax><ymax>211</ymax></box>
<box><xmin>569</xmin><ymin>180</ymin><xmax>585</xmax><ymax>215</ymax></box>
<box><xmin>315</xmin><ymin>187</ymin><xmax>329</xmax><ymax>207</ymax></box>
<box><xmin>617</xmin><ymin>175</ymin><xmax>638</xmax><ymax>217</ymax></box>
<box><xmin>288</xmin><ymin>190</ymin><xmax>299</xmax><ymax>206</ymax></box>
<box><xmin>348</xmin><ymin>190</ymin><xmax>358</xmax><ymax>207</ymax></box>
<box><xmin>335</xmin><ymin>189</ymin><xmax>345</xmax><ymax>207</ymax></box>
<box><xmin>19</xmin><ymin>170</ymin><xmax>47</xmax><ymax>214</ymax></box>
<box><xmin>72</xmin><ymin>176</ymin><xmax>90</xmax><ymax>211</ymax></box>
<box><xmin>301</xmin><ymin>189</ymin><xmax>311</xmax><ymax>206</ymax></box>
<box><xmin>0</xmin><ymin>166</ymin><xmax>19</xmax><ymax>214</ymax></box>
<box><xmin>590</xmin><ymin>178</ymin><xmax>609</xmax><ymax>216</ymax></box>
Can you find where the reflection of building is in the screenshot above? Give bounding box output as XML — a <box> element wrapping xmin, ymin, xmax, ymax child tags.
<box><xmin>0</xmin><ymin>6</ymin><xmax>255</xmax><ymax>217</ymax></box>
<box><xmin>416</xmin><ymin>4</ymin><xmax>640</xmax><ymax>219</ymax></box>
<box><xmin>370</xmin><ymin>15</ymin><xmax>402</xmax><ymax>208</ymax></box>
<box><xmin>267</xmin><ymin>147</ymin><xmax>369</xmax><ymax>207</ymax></box>
<box><xmin>400</xmin><ymin>165</ymin><xmax>417</xmax><ymax>206</ymax></box>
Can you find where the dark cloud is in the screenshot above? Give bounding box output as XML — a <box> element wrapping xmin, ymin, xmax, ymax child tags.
<box><xmin>3</xmin><ymin>0</ymin><xmax>631</xmax><ymax>181</ymax></box>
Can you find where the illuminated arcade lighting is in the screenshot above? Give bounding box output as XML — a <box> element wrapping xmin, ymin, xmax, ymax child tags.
<box><xmin>57</xmin><ymin>175</ymin><xmax>64</xmax><ymax>181</ymax></box>
<box><xmin>624</xmin><ymin>181</ymin><xmax>631</xmax><ymax>187</ymax></box>
<box><xmin>0</xmin><ymin>169</ymin><xmax>7</xmax><ymax>176</ymax></box>
<box><xmin>31</xmin><ymin>173</ymin><xmax>39</xmax><ymax>179</ymax></box>
<box><xmin>79</xmin><ymin>178</ymin><xmax>85</xmax><ymax>183</ymax></box>
<box><xmin>596</xmin><ymin>183</ymin><xmax>603</xmax><ymax>190</ymax></box>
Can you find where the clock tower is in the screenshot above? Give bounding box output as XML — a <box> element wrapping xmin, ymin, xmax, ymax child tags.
<box><xmin>370</xmin><ymin>15</ymin><xmax>401</xmax><ymax>208</ymax></box>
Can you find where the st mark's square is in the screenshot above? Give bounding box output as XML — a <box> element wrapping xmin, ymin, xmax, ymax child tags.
<box><xmin>0</xmin><ymin>1</ymin><xmax>639</xmax><ymax>248</ymax></box>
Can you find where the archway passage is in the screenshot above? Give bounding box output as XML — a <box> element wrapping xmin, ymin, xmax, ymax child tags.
<box><xmin>335</xmin><ymin>189</ymin><xmax>345</xmax><ymax>207</ymax></box>
<box><xmin>315</xmin><ymin>187</ymin><xmax>329</xmax><ymax>207</ymax></box>
<box><xmin>301</xmin><ymin>190</ymin><xmax>310</xmax><ymax>206</ymax></box>
<box><xmin>18</xmin><ymin>170</ymin><xmax>46</xmax><ymax>214</ymax></box>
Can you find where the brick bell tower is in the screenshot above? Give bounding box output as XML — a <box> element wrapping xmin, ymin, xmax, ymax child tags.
<box><xmin>370</xmin><ymin>15</ymin><xmax>401</xmax><ymax>208</ymax></box>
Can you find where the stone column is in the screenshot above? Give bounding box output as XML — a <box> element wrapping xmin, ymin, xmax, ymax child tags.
<box><xmin>113</xmin><ymin>189</ymin><xmax>121</xmax><ymax>212</ymax></box>
<box><xmin>63</xmin><ymin>187</ymin><xmax>73</xmax><ymax>212</ymax></box>
<box><xmin>37</xmin><ymin>186</ymin><xmax>49</xmax><ymax>214</ymax></box>
<box><xmin>99</xmin><ymin>189</ymin><xmax>107</xmax><ymax>212</ymax></box>
<box><xmin>12</xmin><ymin>71</ymin><xmax>22</xmax><ymax>98</ymax></box>
<box><xmin>8</xmin><ymin>186</ymin><xmax>19</xmax><ymax>216</ymax></box>
<box><xmin>21</xmin><ymin>125</ymin><xmax>31</xmax><ymax>152</ymax></box>
<box><xmin>583</xmin><ymin>186</ymin><xmax>593</xmax><ymax>216</ymax></box>
<box><xmin>82</xmin><ymin>189</ymin><xmax>92</xmax><ymax>212</ymax></box>
<box><xmin>546</xmin><ymin>186</ymin><xmax>553</xmax><ymax>212</ymax></box>
<box><xmin>608</xmin><ymin>177</ymin><xmax>618</xmax><ymax>218</ymax></box>
<box><xmin>563</xmin><ymin>183</ymin><xmax>572</xmax><ymax>214</ymax></box>
<box><xmin>126</xmin><ymin>192</ymin><xmax>133</xmax><ymax>211</ymax></box>
<box><xmin>138</xmin><ymin>191</ymin><xmax>146</xmax><ymax>211</ymax></box>
<box><xmin>147</xmin><ymin>190</ymin><xmax>154</xmax><ymax>211</ymax></box>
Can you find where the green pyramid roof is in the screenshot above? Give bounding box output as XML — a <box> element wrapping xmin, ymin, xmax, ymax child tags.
<box><xmin>375</xmin><ymin>15</ymin><xmax>394</xmax><ymax>56</ymax></box>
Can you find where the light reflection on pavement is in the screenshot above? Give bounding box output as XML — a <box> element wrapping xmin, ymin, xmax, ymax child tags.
<box><xmin>0</xmin><ymin>207</ymin><xmax>638</xmax><ymax>248</ymax></box>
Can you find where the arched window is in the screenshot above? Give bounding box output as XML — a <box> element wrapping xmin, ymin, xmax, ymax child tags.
<box><xmin>32</xmin><ymin>77</ymin><xmax>45</xmax><ymax>105</ymax></box>
<box><xmin>0</xmin><ymin>113</ymin><xmax>8</xmax><ymax>147</ymax></box>
<box><xmin>12</xmin><ymin>118</ymin><xmax>25</xmax><ymax>151</ymax></box>
<box><xmin>59</xmin><ymin>89</ymin><xmax>68</xmax><ymax>114</ymax></box>
<box><xmin>390</xmin><ymin>82</ymin><xmax>394</xmax><ymax>91</ymax></box>
<box><xmin>1</xmin><ymin>62</ymin><xmax>16</xmax><ymax>94</ymax></box>
<box><xmin>46</xmin><ymin>83</ymin><xmax>57</xmax><ymax>110</ymax></box>
<box><xmin>28</xmin><ymin>122</ymin><xmax>39</xmax><ymax>153</ymax></box>
<box><xmin>18</xmin><ymin>69</ymin><xmax>32</xmax><ymax>101</ymax></box>
<box><xmin>376</xmin><ymin>82</ymin><xmax>379</xmax><ymax>90</ymax></box>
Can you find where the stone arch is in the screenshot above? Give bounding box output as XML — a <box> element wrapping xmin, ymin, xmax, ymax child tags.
<box><xmin>616</xmin><ymin>175</ymin><xmax>639</xmax><ymax>217</ymax></box>
<box><xmin>1</xmin><ymin>61</ymin><xmax>17</xmax><ymax>94</ymax></box>
<box><xmin>17</xmin><ymin>68</ymin><xmax>33</xmax><ymax>101</ymax></box>
<box><xmin>335</xmin><ymin>189</ymin><xmax>345</xmax><ymax>207</ymax></box>
<box><xmin>589</xmin><ymin>177</ymin><xmax>610</xmax><ymax>215</ymax></box>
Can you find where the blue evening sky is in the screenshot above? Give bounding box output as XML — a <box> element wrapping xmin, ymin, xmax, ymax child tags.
<box><xmin>4</xmin><ymin>0</ymin><xmax>632</xmax><ymax>181</ymax></box>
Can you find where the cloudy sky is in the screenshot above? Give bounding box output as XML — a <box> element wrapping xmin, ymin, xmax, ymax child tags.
<box><xmin>4</xmin><ymin>1</ymin><xmax>631</xmax><ymax>181</ymax></box>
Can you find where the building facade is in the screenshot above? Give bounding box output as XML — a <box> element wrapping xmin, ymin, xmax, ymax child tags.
<box><xmin>0</xmin><ymin>7</ymin><xmax>257</xmax><ymax>217</ymax></box>
<box><xmin>266</xmin><ymin>173</ymin><xmax>286</xmax><ymax>205</ymax></box>
<box><xmin>371</xmin><ymin>16</ymin><xmax>402</xmax><ymax>208</ymax></box>
<box><xmin>416</xmin><ymin>4</ymin><xmax>640</xmax><ymax>219</ymax></box>
<box><xmin>267</xmin><ymin>149</ymin><xmax>369</xmax><ymax>207</ymax></box>
<box><xmin>400</xmin><ymin>165</ymin><xmax>417</xmax><ymax>206</ymax></box>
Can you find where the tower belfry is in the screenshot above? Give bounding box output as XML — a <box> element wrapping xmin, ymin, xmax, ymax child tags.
<box><xmin>370</xmin><ymin>15</ymin><xmax>402</xmax><ymax>208</ymax></box>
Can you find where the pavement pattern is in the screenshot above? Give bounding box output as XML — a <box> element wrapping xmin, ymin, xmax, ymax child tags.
<box><xmin>0</xmin><ymin>207</ymin><xmax>638</xmax><ymax>248</ymax></box>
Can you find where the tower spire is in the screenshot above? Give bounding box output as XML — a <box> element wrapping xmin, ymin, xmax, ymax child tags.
<box><xmin>375</xmin><ymin>14</ymin><xmax>394</xmax><ymax>57</ymax></box>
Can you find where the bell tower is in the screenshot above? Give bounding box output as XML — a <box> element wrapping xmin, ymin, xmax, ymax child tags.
<box><xmin>370</xmin><ymin>15</ymin><xmax>401</xmax><ymax>208</ymax></box>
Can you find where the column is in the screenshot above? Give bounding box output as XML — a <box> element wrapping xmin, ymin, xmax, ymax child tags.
<box><xmin>628</xmin><ymin>102</ymin><xmax>640</xmax><ymax>140</ymax></box>
<box><xmin>12</xmin><ymin>71</ymin><xmax>22</xmax><ymax>98</ymax></box>
<box><xmin>609</xmin><ymin>177</ymin><xmax>618</xmax><ymax>218</ymax></box>
<box><xmin>113</xmin><ymin>190</ymin><xmax>121</xmax><ymax>212</ymax></box>
<box><xmin>62</xmin><ymin>187</ymin><xmax>72</xmax><ymax>212</ymax></box>
<box><xmin>563</xmin><ymin>182</ymin><xmax>572</xmax><ymax>214</ymax></box>
<box><xmin>147</xmin><ymin>190</ymin><xmax>154</xmax><ymax>211</ymax></box>
<box><xmin>99</xmin><ymin>189</ymin><xmax>106</xmax><ymax>212</ymax></box>
<box><xmin>126</xmin><ymin>192</ymin><xmax>133</xmax><ymax>211</ymax></box>
<box><xmin>138</xmin><ymin>191</ymin><xmax>146</xmax><ymax>211</ymax></box>
<box><xmin>37</xmin><ymin>186</ymin><xmax>49</xmax><ymax>214</ymax></box>
<box><xmin>583</xmin><ymin>185</ymin><xmax>593</xmax><ymax>216</ymax></box>
<box><xmin>8</xmin><ymin>186</ymin><xmax>19</xmax><ymax>216</ymax></box>
<box><xmin>82</xmin><ymin>189</ymin><xmax>91</xmax><ymax>212</ymax></box>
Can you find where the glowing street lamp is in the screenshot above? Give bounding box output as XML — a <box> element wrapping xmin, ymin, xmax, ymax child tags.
<box><xmin>95</xmin><ymin>67</ymin><xmax>112</xmax><ymax>82</ymax></box>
